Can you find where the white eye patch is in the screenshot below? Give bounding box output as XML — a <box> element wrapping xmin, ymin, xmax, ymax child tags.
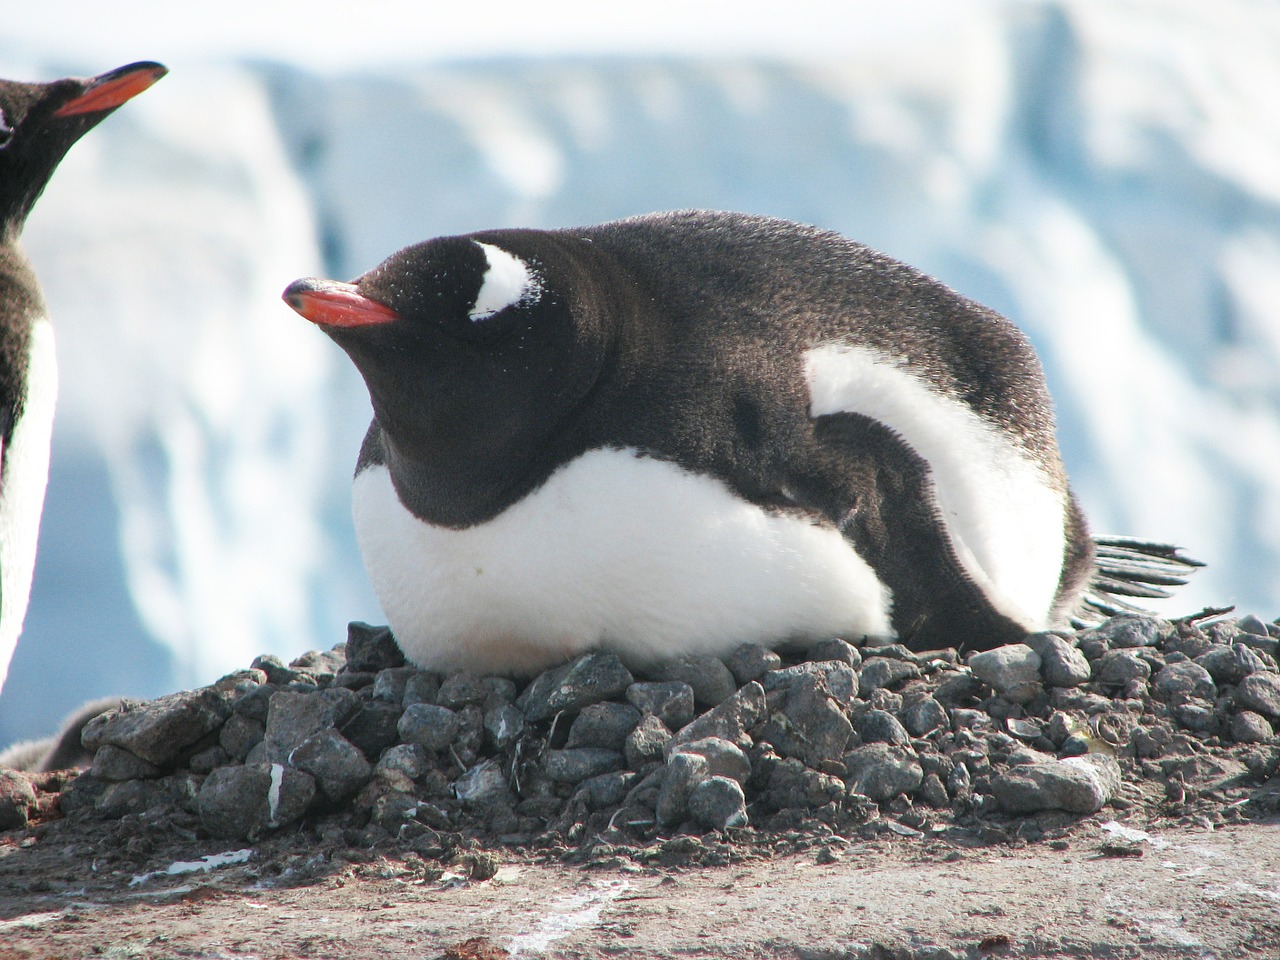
<box><xmin>469</xmin><ymin>242</ymin><xmax>542</xmax><ymax>321</ymax></box>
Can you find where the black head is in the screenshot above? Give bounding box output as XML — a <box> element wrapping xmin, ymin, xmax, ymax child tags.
<box><xmin>284</xmin><ymin>231</ymin><xmax>615</xmax><ymax>522</ymax></box>
<box><xmin>0</xmin><ymin>61</ymin><xmax>167</xmax><ymax>239</ymax></box>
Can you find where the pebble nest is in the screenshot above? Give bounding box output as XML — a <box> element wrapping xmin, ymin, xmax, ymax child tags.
<box><xmin>7</xmin><ymin>611</ymin><xmax>1280</xmax><ymax>869</ymax></box>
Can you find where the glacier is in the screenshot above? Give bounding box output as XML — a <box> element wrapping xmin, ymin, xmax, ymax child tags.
<box><xmin>1</xmin><ymin>0</ymin><xmax>1278</xmax><ymax>744</ymax></box>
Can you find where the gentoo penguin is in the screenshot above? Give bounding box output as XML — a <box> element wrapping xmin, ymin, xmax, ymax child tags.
<box><xmin>284</xmin><ymin>210</ymin><xmax>1198</xmax><ymax>675</ymax></box>
<box><xmin>0</xmin><ymin>61</ymin><xmax>167</xmax><ymax>693</ymax></box>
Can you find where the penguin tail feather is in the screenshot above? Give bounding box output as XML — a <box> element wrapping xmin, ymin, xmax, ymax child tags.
<box><xmin>1070</xmin><ymin>535</ymin><xmax>1206</xmax><ymax>628</ymax></box>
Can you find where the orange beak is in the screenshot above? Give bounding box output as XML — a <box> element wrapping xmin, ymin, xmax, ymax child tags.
<box><xmin>54</xmin><ymin>61</ymin><xmax>168</xmax><ymax>118</ymax></box>
<box><xmin>283</xmin><ymin>278</ymin><xmax>402</xmax><ymax>328</ymax></box>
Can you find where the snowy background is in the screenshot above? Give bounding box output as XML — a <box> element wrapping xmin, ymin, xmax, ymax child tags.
<box><xmin>2</xmin><ymin>0</ymin><xmax>1278</xmax><ymax>746</ymax></box>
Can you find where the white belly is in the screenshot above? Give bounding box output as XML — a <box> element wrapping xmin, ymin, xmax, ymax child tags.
<box><xmin>0</xmin><ymin>320</ymin><xmax>57</xmax><ymax>693</ymax></box>
<box><xmin>352</xmin><ymin>447</ymin><xmax>894</xmax><ymax>675</ymax></box>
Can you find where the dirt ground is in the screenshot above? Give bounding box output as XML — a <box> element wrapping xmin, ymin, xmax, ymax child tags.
<box><xmin>2</xmin><ymin>802</ymin><xmax>1278</xmax><ymax>960</ymax></box>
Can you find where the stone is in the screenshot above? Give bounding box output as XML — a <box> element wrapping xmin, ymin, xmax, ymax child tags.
<box><xmin>1173</xmin><ymin>699</ymin><xmax>1220</xmax><ymax>733</ymax></box>
<box><xmin>90</xmin><ymin>744</ymin><xmax>161</xmax><ymax>782</ymax></box>
<box><xmin>453</xmin><ymin>758</ymin><xmax>510</xmax><ymax>807</ymax></box>
<box><xmin>289</xmin><ymin>647</ymin><xmax>345</xmax><ymax>681</ymax></box>
<box><xmin>1152</xmin><ymin>660</ymin><xmax>1217</xmax><ymax>703</ymax></box>
<box><xmin>991</xmin><ymin>755</ymin><xmax>1120</xmax><ymax>814</ymax></box>
<box><xmin>578</xmin><ymin>770</ymin><xmax>637</xmax><ymax>810</ymax></box>
<box><xmin>723</xmin><ymin>644</ymin><xmax>783</xmax><ymax>685</ymax></box>
<box><xmin>1235</xmin><ymin>673</ymin><xmax>1280</xmax><ymax>718</ymax></box>
<box><xmin>757</xmin><ymin>753</ymin><xmax>846</xmax><ymax>810</ymax></box>
<box><xmin>763</xmin><ymin>662</ymin><xmax>858</xmax><ymax>703</ymax></box>
<box><xmin>262</xmin><ymin>688</ymin><xmax>362</xmax><ymax>764</ymax></box>
<box><xmin>376</xmin><ymin>743</ymin><xmax>431</xmax><ymax>780</ymax></box>
<box><xmin>670</xmin><ymin>737</ymin><xmax>751</xmax><ymax>783</ymax></box>
<box><xmin>1238</xmin><ymin>614</ymin><xmax>1274</xmax><ymax>638</ymax></box>
<box><xmin>1093</xmin><ymin>615</ymin><xmax>1167</xmax><ymax>648</ymax></box>
<box><xmin>655</xmin><ymin>751</ymin><xmax>708</xmax><ymax>828</ymax></box>
<box><xmin>1195</xmin><ymin>644</ymin><xmax>1269</xmax><ymax>685</ymax></box>
<box><xmin>858</xmin><ymin>709</ymin><xmax>911</xmax><ymax>746</ymax></box>
<box><xmin>805</xmin><ymin>638</ymin><xmax>862</xmax><ymax>669</ymax></box>
<box><xmin>198</xmin><ymin>764</ymin><xmax>317</xmax><ymax>839</ymax></box>
<box><xmin>1094</xmin><ymin>649</ymin><xmax>1153</xmax><ymax>688</ymax></box>
<box><xmin>626</xmin><ymin>682</ymin><xmax>696</xmax><ymax>729</ymax></box>
<box><xmin>371</xmin><ymin>667</ymin><xmax>419</xmax><ymax>704</ymax></box>
<box><xmin>543</xmin><ymin>748</ymin><xmax>624</xmax><ymax>783</ymax></box>
<box><xmin>397</xmin><ymin>704</ymin><xmax>461</xmax><ymax>752</ymax></box>
<box><xmin>340</xmin><ymin>702</ymin><xmax>403</xmax><ymax>759</ymax></box>
<box><xmin>1024</xmin><ymin>633</ymin><xmax>1092</xmax><ymax>687</ymax></box>
<box><xmin>668</xmin><ymin>682</ymin><xmax>766</xmax><ymax>754</ymax></box>
<box><xmin>643</xmin><ymin>655</ymin><xmax>737</xmax><ymax>707</ymax></box>
<box><xmin>625</xmin><ymin>714</ymin><xmax>672</xmax><ymax>768</ymax></box>
<box><xmin>517</xmin><ymin>652</ymin><xmax>635</xmax><ymax>722</ymax></box>
<box><xmin>688</xmin><ymin>776</ymin><xmax>749</xmax><ymax>830</ymax></box>
<box><xmin>968</xmin><ymin>645</ymin><xmax>1042</xmax><ymax>694</ymax></box>
<box><xmin>219</xmin><ymin>714</ymin><xmax>265</xmax><ymax>762</ymax></box>
<box><xmin>898</xmin><ymin>695</ymin><xmax>949</xmax><ymax>737</ymax></box>
<box><xmin>0</xmin><ymin>770</ymin><xmax>37</xmax><ymax>830</ymax></box>
<box><xmin>756</xmin><ymin>674</ymin><xmax>853</xmax><ymax>767</ymax></box>
<box><xmin>858</xmin><ymin>657</ymin><xmax>919</xmax><ymax>697</ymax></box>
<box><xmin>81</xmin><ymin>688</ymin><xmax>232</xmax><ymax>767</ymax></box>
<box><xmin>344</xmin><ymin>621</ymin><xmax>405</xmax><ymax>672</ymax></box>
<box><xmin>1230</xmin><ymin>711</ymin><xmax>1274</xmax><ymax>743</ymax></box>
<box><xmin>483</xmin><ymin>703</ymin><xmax>526</xmax><ymax>751</ymax></box>
<box><xmin>288</xmin><ymin>729</ymin><xmax>373</xmax><ymax>802</ymax></box>
<box><xmin>843</xmin><ymin>743</ymin><xmax>923</xmax><ymax>802</ymax></box>
<box><xmin>566</xmin><ymin>702</ymin><xmax>641</xmax><ymax>750</ymax></box>
<box><xmin>435</xmin><ymin>673</ymin><xmax>491</xmax><ymax>710</ymax></box>
<box><xmin>402</xmin><ymin>672</ymin><xmax>441</xmax><ymax>706</ymax></box>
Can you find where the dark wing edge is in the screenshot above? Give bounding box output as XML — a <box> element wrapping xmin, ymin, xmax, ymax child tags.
<box><xmin>1071</xmin><ymin>535</ymin><xmax>1206</xmax><ymax>627</ymax></box>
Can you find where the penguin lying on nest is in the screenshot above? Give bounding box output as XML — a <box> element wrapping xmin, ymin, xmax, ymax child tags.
<box><xmin>0</xmin><ymin>61</ymin><xmax>166</xmax><ymax>697</ymax></box>
<box><xmin>284</xmin><ymin>210</ymin><xmax>1200</xmax><ymax>675</ymax></box>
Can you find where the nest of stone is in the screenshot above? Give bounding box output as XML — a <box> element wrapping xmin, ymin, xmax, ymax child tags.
<box><xmin>45</xmin><ymin>612</ymin><xmax>1280</xmax><ymax>863</ymax></box>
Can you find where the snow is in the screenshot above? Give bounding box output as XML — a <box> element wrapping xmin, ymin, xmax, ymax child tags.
<box><xmin>2</xmin><ymin>0</ymin><xmax>1278</xmax><ymax>744</ymax></box>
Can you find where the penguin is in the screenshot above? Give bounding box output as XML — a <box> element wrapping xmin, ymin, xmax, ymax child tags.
<box><xmin>0</xmin><ymin>61</ymin><xmax>167</xmax><ymax>693</ymax></box>
<box><xmin>283</xmin><ymin>210</ymin><xmax>1198</xmax><ymax>675</ymax></box>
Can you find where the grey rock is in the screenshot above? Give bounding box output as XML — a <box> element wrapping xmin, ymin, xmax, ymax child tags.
<box><xmin>1024</xmin><ymin>633</ymin><xmax>1092</xmax><ymax>687</ymax></box>
<box><xmin>288</xmin><ymin>729</ymin><xmax>372</xmax><ymax>802</ymax></box>
<box><xmin>371</xmin><ymin>667</ymin><xmax>419</xmax><ymax>704</ymax></box>
<box><xmin>757</xmin><ymin>754</ymin><xmax>846</xmax><ymax>810</ymax></box>
<box><xmin>402</xmin><ymin>672</ymin><xmax>441</xmax><ymax>706</ymax></box>
<box><xmin>670</xmin><ymin>737</ymin><xmax>751</xmax><ymax>783</ymax></box>
<box><xmin>992</xmin><ymin>755</ymin><xmax>1120</xmax><ymax>814</ymax></box>
<box><xmin>483</xmin><ymin>703</ymin><xmax>526</xmax><ymax>751</ymax></box>
<box><xmin>1230</xmin><ymin>711</ymin><xmax>1274</xmax><ymax>743</ymax></box>
<box><xmin>858</xmin><ymin>709</ymin><xmax>911</xmax><ymax>745</ymax></box>
<box><xmin>289</xmin><ymin>647</ymin><xmax>345</xmax><ymax>681</ymax></box>
<box><xmin>626</xmin><ymin>681</ymin><xmax>696</xmax><ymax>729</ymax></box>
<box><xmin>933</xmin><ymin>671</ymin><xmax>985</xmax><ymax>704</ymax></box>
<box><xmin>688</xmin><ymin>776</ymin><xmax>749</xmax><ymax>830</ymax></box>
<box><xmin>262</xmin><ymin>688</ymin><xmax>361</xmax><ymax>765</ymax></box>
<box><xmin>81</xmin><ymin>688</ymin><xmax>232</xmax><ymax>767</ymax></box>
<box><xmin>756</xmin><ymin>674</ymin><xmax>853</xmax><ymax>767</ymax></box>
<box><xmin>1195</xmin><ymin>644</ymin><xmax>1269</xmax><ymax>685</ymax></box>
<box><xmin>435</xmin><ymin>673</ymin><xmax>490</xmax><ymax>710</ymax></box>
<box><xmin>97</xmin><ymin>775</ymin><xmax>200</xmax><ymax>820</ymax></box>
<box><xmin>624</xmin><ymin>714</ymin><xmax>672</xmax><ymax>768</ymax></box>
<box><xmin>90</xmin><ymin>744</ymin><xmax>161</xmax><ymax>782</ymax></box>
<box><xmin>806</xmin><ymin>638</ymin><xmax>862</xmax><ymax>669</ymax></box>
<box><xmin>655</xmin><ymin>751</ymin><xmax>708</xmax><ymax>827</ymax></box>
<box><xmin>1153</xmin><ymin>661</ymin><xmax>1217</xmax><ymax>704</ymax></box>
<box><xmin>1094</xmin><ymin>649</ymin><xmax>1153</xmax><ymax>688</ymax></box>
<box><xmin>249</xmin><ymin>654</ymin><xmax>309</xmax><ymax>686</ymax></box>
<box><xmin>1098</xmin><ymin>615</ymin><xmax>1168</xmax><ymax>648</ymax></box>
<box><xmin>578</xmin><ymin>770</ymin><xmax>637</xmax><ymax>809</ymax></box>
<box><xmin>340</xmin><ymin>702</ymin><xmax>403</xmax><ymax>759</ymax></box>
<box><xmin>397</xmin><ymin>703</ymin><xmax>461</xmax><ymax>752</ymax></box>
<box><xmin>1238</xmin><ymin>614</ymin><xmax>1274</xmax><ymax>638</ymax></box>
<box><xmin>231</xmin><ymin>684</ymin><xmax>276</xmax><ymax>723</ymax></box>
<box><xmin>517</xmin><ymin>652</ymin><xmax>635</xmax><ymax>722</ymax></box>
<box><xmin>1174</xmin><ymin>698</ymin><xmax>1220</xmax><ymax>733</ymax></box>
<box><xmin>763</xmin><ymin>662</ymin><xmax>858</xmax><ymax>703</ymax></box>
<box><xmin>668</xmin><ymin>681</ymin><xmax>766</xmax><ymax>754</ymax></box>
<box><xmin>219</xmin><ymin>714</ymin><xmax>265</xmax><ymax>762</ymax></box>
<box><xmin>454</xmin><ymin>758</ymin><xmax>510</xmax><ymax>807</ymax></box>
<box><xmin>918</xmin><ymin>772</ymin><xmax>950</xmax><ymax>808</ymax></box>
<box><xmin>858</xmin><ymin>657</ymin><xmax>919</xmax><ymax>697</ymax></box>
<box><xmin>898</xmin><ymin>695</ymin><xmax>948</xmax><ymax>737</ymax></box>
<box><xmin>723</xmin><ymin>643</ymin><xmax>783</xmax><ymax>685</ymax></box>
<box><xmin>644</xmin><ymin>655</ymin><xmax>737</xmax><ymax>708</ymax></box>
<box><xmin>1235</xmin><ymin>673</ymin><xmax>1280</xmax><ymax>718</ymax></box>
<box><xmin>344</xmin><ymin>622</ymin><xmax>404</xmax><ymax>672</ymax></box>
<box><xmin>543</xmin><ymin>748</ymin><xmax>624</xmax><ymax>783</ymax></box>
<box><xmin>198</xmin><ymin>763</ymin><xmax>317</xmax><ymax>839</ymax></box>
<box><xmin>843</xmin><ymin>743</ymin><xmax>924</xmax><ymax>802</ymax></box>
<box><xmin>376</xmin><ymin>743</ymin><xmax>431</xmax><ymax>780</ymax></box>
<box><xmin>0</xmin><ymin>770</ymin><xmax>37</xmax><ymax>830</ymax></box>
<box><xmin>968</xmin><ymin>644</ymin><xmax>1042</xmax><ymax>694</ymax></box>
<box><xmin>566</xmin><ymin>702</ymin><xmax>641</xmax><ymax>750</ymax></box>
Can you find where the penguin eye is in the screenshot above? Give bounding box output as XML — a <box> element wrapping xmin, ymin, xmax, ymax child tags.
<box><xmin>467</xmin><ymin>242</ymin><xmax>542</xmax><ymax>322</ymax></box>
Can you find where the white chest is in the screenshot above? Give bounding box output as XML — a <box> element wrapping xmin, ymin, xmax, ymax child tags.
<box><xmin>351</xmin><ymin>447</ymin><xmax>893</xmax><ymax>675</ymax></box>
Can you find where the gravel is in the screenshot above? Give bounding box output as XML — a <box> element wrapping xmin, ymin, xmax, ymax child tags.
<box><xmin>11</xmin><ymin>611</ymin><xmax>1279</xmax><ymax>861</ymax></box>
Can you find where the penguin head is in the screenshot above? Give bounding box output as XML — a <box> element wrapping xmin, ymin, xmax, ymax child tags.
<box><xmin>285</xmin><ymin>232</ymin><xmax>612</xmax><ymax>470</ymax></box>
<box><xmin>0</xmin><ymin>61</ymin><xmax>167</xmax><ymax>237</ymax></box>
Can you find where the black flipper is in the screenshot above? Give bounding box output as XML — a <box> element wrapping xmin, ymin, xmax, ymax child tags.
<box><xmin>1072</xmin><ymin>535</ymin><xmax>1205</xmax><ymax>627</ymax></box>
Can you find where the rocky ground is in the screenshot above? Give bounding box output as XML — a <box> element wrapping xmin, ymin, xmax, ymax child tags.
<box><xmin>3</xmin><ymin>609</ymin><xmax>1280</xmax><ymax>958</ymax></box>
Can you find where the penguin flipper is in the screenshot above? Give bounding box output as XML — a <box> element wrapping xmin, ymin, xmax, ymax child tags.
<box><xmin>1072</xmin><ymin>536</ymin><xmax>1205</xmax><ymax>627</ymax></box>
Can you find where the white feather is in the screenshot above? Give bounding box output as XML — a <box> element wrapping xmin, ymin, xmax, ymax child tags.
<box><xmin>0</xmin><ymin>320</ymin><xmax>57</xmax><ymax>693</ymax></box>
<box><xmin>804</xmin><ymin>342</ymin><xmax>1066</xmax><ymax>629</ymax></box>
<box><xmin>469</xmin><ymin>241</ymin><xmax>540</xmax><ymax>321</ymax></box>
<box><xmin>352</xmin><ymin>447</ymin><xmax>894</xmax><ymax>674</ymax></box>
